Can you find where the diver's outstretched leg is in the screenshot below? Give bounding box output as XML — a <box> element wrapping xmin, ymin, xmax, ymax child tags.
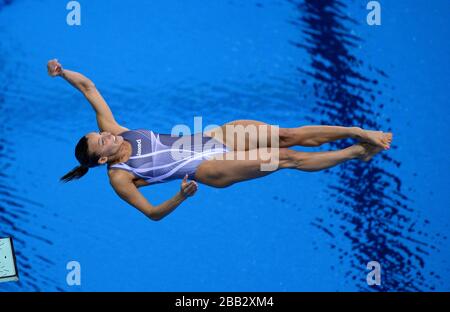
<box><xmin>281</xmin><ymin>125</ymin><xmax>393</xmax><ymax>149</ymax></box>
<box><xmin>206</xmin><ymin>120</ymin><xmax>392</xmax><ymax>151</ymax></box>
<box><xmin>195</xmin><ymin>143</ymin><xmax>379</xmax><ymax>188</ymax></box>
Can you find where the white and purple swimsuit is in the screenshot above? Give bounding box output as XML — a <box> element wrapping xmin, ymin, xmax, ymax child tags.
<box><xmin>108</xmin><ymin>129</ymin><xmax>230</xmax><ymax>184</ymax></box>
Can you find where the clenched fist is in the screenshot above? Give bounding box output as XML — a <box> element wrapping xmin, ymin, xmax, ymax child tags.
<box><xmin>180</xmin><ymin>174</ymin><xmax>198</xmax><ymax>198</ymax></box>
<box><xmin>47</xmin><ymin>59</ymin><xmax>63</xmax><ymax>77</ymax></box>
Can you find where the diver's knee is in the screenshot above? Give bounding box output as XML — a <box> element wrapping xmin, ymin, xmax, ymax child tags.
<box><xmin>212</xmin><ymin>178</ymin><xmax>232</xmax><ymax>188</ymax></box>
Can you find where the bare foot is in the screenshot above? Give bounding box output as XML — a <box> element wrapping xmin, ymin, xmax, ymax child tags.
<box><xmin>357</xmin><ymin>143</ymin><xmax>383</xmax><ymax>162</ymax></box>
<box><xmin>383</xmin><ymin>132</ymin><xmax>393</xmax><ymax>147</ymax></box>
<box><xmin>359</xmin><ymin>130</ymin><xmax>392</xmax><ymax>150</ymax></box>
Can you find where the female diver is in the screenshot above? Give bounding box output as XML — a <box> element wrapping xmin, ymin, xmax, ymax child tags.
<box><xmin>48</xmin><ymin>59</ymin><xmax>393</xmax><ymax>221</ymax></box>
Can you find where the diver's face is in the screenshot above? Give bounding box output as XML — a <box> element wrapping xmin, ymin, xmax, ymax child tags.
<box><xmin>85</xmin><ymin>131</ymin><xmax>124</xmax><ymax>162</ymax></box>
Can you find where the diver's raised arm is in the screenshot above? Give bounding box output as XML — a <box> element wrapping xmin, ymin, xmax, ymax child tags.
<box><xmin>47</xmin><ymin>59</ymin><xmax>128</xmax><ymax>135</ymax></box>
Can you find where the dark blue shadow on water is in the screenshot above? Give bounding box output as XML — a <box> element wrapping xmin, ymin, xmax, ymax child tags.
<box><xmin>289</xmin><ymin>0</ymin><xmax>446</xmax><ymax>291</ymax></box>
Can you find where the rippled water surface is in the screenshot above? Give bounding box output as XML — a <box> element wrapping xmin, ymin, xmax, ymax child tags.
<box><xmin>0</xmin><ymin>0</ymin><xmax>448</xmax><ymax>291</ymax></box>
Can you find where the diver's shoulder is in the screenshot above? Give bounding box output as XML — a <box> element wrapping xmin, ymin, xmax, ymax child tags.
<box><xmin>107</xmin><ymin>167</ymin><xmax>134</xmax><ymax>183</ymax></box>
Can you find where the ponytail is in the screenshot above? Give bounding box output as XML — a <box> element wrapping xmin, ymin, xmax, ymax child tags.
<box><xmin>60</xmin><ymin>165</ymin><xmax>89</xmax><ymax>183</ymax></box>
<box><xmin>60</xmin><ymin>135</ymin><xmax>100</xmax><ymax>183</ymax></box>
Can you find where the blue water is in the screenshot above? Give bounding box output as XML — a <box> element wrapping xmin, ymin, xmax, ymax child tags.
<box><xmin>0</xmin><ymin>0</ymin><xmax>448</xmax><ymax>291</ymax></box>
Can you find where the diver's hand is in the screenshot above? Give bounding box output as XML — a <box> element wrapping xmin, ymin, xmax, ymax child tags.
<box><xmin>47</xmin><ymin>59</ymin><xmax>63</xmax><ymax>77</ymax></box>
<box><xmin>180</xmin><ymin>174</ymin><xmax>198</xmax><ymax>198</ymax></box>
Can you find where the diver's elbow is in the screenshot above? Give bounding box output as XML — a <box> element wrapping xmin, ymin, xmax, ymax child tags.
<box><xmin>147</xmin><ymin>212</ymin><xmax>163</xmax><ymax>222</ymax></box>
<box><xmin>82</xmin><ymin>80</ymin><xmax>96</xmax><ymax>93</ymax></box>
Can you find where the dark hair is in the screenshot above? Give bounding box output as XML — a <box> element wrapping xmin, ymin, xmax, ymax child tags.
<box><xmin>60</xmin><ymin>136</ymin><xmax>100</xmax><ymax>183</ymax></box>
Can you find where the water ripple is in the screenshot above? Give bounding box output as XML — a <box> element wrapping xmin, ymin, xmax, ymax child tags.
<box><xmin>289</xmin><ymin>0</ymin><xmax>445</xmax><ymax>291</ymax></box>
